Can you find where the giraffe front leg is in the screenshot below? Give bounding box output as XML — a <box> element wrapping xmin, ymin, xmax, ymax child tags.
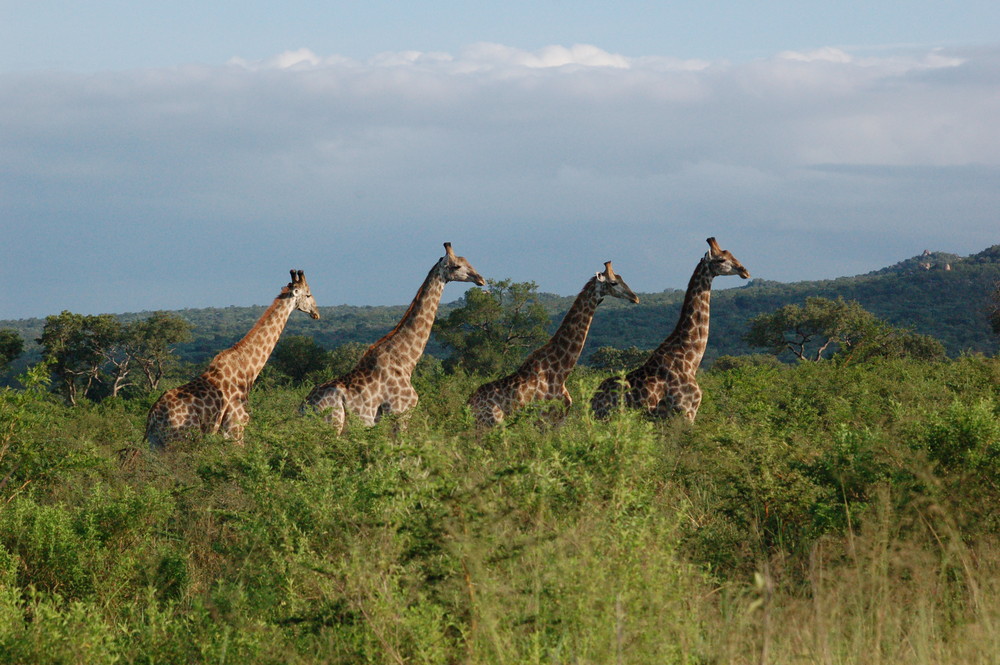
<box><xmin>323</xmin><ymin>400</ymin><xmax>347</xmax><ymax>436</ymax></box>
<box><xmin>321</xmin><ymin>395</ymin><xmax>348</xmax><ymax>435</ymax></box>
<box><xmin>674</xmin><ymin>382</ymin><xmax>702</xmax><ymax>423</ymax></box>
<box><xmin>382</xmin><ymin>383</ymin><xmax>419</xmax><ymax>433</ymax></box>
<box><xmin>468</xmin><ymin>383</ymin><xmax>505</xmax><ymax>428</ymax></box>
<box><xmin>540</xmin><ymin>386</ymin><xmax>572</xmax><ymax>426</ymax></box>
<box><xmin>560</xmin><ymin>385</ymin><xmax>573</xmax><ymax>412</ymax></box>
<box><xmin>591</xmin><ymin>375</ymin><xmax>627</xmax><ymax>420</ymax></box>
<box><xmin>304</xmin><ymin>386</ymin><xmax>349</xmax><ymax>434</ymax></box>
<box><xmin>145</xmin><ymin>396</ymin><xmax>172</xmax><ymax>449</ymax></box>
<box><xmin>221</xmin><ymin>400</ymin><xmax>250</xmax><ymax>445</ymax></box>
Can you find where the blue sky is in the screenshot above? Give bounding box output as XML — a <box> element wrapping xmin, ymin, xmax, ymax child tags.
<box><xmin>2</xmin><ymin>2</ymin><xmax>1000</xmax><ymax>319</ymax></box>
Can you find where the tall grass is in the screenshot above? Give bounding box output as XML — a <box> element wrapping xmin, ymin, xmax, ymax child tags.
<box><xmin>0</xmin><ymin>356</ymin><xmax>998</xmax><ymax>663</ymax></box>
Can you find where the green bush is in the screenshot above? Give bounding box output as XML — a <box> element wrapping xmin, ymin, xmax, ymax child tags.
<box><xmin>0</xmin><ymin>355</ymin><xmax>998</xmax><ymax>663</ymax></box>
<box><xmin>918</xmin><ymin>398</ymin><xmax>1000</xmax><ymax>472</ymax></box>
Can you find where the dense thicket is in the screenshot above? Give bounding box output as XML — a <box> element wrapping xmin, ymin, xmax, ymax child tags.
<box><xmin>1</xmin><ymin>355</ymin><xmax>999</xmax><ymax>663</ymax></box>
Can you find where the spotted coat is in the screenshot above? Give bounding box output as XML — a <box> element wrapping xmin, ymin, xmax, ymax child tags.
<box><xmin>590</xmin><ymin>238</ymin><xmax>749</xmax><ymax>423</ymax></box>
<box><xmin>468</xmin><ymin>262</ymin><xmax>639</xmax><ymax>428</ymax></box>
<box><xmin>302</xmin><ymin>243</ymin><xmax>485</xmax><ymax>434</ymax></box>
<box><xmin>145</xmin><ymin>270</ymin><xmax>320</xmax><ymax>448</ymax></box>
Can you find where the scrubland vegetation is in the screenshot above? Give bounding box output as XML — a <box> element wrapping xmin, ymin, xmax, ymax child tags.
<box><xmin>2</xmin><ymin>353</ymin><xmax>1000</xmax><ymax>664</ymax></box>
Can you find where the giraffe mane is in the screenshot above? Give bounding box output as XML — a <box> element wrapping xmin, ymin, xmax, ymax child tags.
<box><xmin>362</xmin><ymin>264</ymin><xmax>436</xmax><ymax>355</ymax></box>
<box><xmin>228</xmin><ymin>294</ymin><xmax>287</xmax><ymax>356</ymax></box>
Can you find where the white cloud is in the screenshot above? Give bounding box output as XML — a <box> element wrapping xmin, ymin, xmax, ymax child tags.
<box><xmin>778</xmin><ymin>47</ymin><xmax>856</xmax><ymax>63</ymax></box>
<box><xmin>229</xmin><ymin>48</ymin><xmax>357</xmax><ymax>70</ymax></box>
<box><xmin>777</xmin><ymin>45</ymin><xmax>966</xmax><ymax>75</ymax></box>
<box><xmin>457</xmin><ymin>43</ymin><xmax>630</xmax><ymax>69</ymax></box>
<box><xmin>233</xmin><ymin>43</ymin><xmax>642</xmax><ymax>73</ymax></box>
<box><xmin>1</xmin><ymin>44</ymin><xmax>999</xmax><ymax>317</ymax></box>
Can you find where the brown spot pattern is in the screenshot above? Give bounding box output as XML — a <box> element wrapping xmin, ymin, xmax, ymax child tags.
<box><xmin>302</xmin><ymin>243</ymin><xmax>484</xmax><ymax>434</ymax></box>
<box><xmin>146</xmin><ymin>270</ymin><xmax>320</xmax><ymax>448</ymax></box>
<box><xmin>591</xmin><ymin>238</ymin><xmax>749</xmax><ymax>423</ymax></box>
<box><xmin>468</xmin><ymin>262</ymin><xmax>639</xmax><ymax>428</ymax></box>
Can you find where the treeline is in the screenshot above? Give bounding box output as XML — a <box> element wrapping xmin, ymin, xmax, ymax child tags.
<box><xmin>2</xmin><ymin>245</ymin><xmax>999</xmax><ymax>377</ymax></box>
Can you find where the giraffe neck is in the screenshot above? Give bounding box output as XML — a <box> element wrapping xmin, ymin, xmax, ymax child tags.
<box><xmin>372</xmin><ymin>265</ymin><xmax>447</xmax><ymax>375</ymax></box>
<box><xmin>219</xmin><ymin>290</ymin><xmax>295</xmax><ymax>386</ymax></box>
<box><xmin>532</xmin><ymin>277</ymin><xmax>601</xmax><ymax>376</ymax></box>
<box><xmin>650</xmin><ymin>259</ymin><xmax>714</xmax><ymax>366</ymax></box>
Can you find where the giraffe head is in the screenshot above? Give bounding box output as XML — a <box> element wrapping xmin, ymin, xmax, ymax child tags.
<box><xmin>286</xmin><ymin>269</ymin><xmax>321</xmax><ymax>319</ymax></box>
<box><xmin>704</xmin><ymin>237</ymin><xmax>750</xmax><ymax>279</ymax></box>
<box><xmin>595</xmin><ymin>261</ymin><xmax>640</xmax><ymax>303</ymax></box>
<box><xmin>439</xmin><ymin>242</ymin><xmax>486</xmax><ymax>285</ymax></box>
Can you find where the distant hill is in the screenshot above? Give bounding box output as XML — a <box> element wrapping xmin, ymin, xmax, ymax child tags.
<box><xmin>3</xmin><ymin>245</ymin><xmax>998</xmax><ymax>371</ymax></box>
<box><xmin>869</xmin><ymin>248</ymin><xmax>964</xmax><ymax>275</ymax></box>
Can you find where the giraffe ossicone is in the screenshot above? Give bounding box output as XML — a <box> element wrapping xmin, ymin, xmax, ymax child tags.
<box><xmin>590</xmin><ymin>237</ymin><xmax>749</xmax><ymax>423</ymax></box>
<box><xmin>302</xmin><ymin>242</ymin><xmax>485</xmax><ymax>434</ymax></box>
<box><xmin>145</xmin><ymin>269</ymin><xmax>320</xmax><ymax>449</ymax></box>
<box><xmin>468</xmin><ymin>261</ymin><xmax>639</xmax><ymax>428</ymax></box>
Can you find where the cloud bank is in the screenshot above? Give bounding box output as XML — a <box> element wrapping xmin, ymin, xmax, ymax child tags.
<box><xmin>1</xmin><ymin>44</ymin><xmax>998</xmax><ymax>318</ymax></box>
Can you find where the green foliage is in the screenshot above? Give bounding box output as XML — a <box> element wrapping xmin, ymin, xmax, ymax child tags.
<box><xmin>989</xmin><ymin>280</ymin><xmax>1000</xmax><ymax>336</ymax></box>
<box><xmin>916</xmin><ymin>398</ymin><xmax>1000</xmax><ymax>473</ymax></box>
<box><xmin>266</xmin><ymin>339</ymin><xmax>371</xmax><ymax>388</ymax></box>
<box><xmin>847</xmin><ymin>328</ymin><xmax>946</xmax><ymax>363</ymax></box>
<box><xmin>37</xmin><ymin>310</ymin><xmax>192</xmax><ymax>404</ymax></box>
<box><xmin>0</xmin><ymin>363</ymin><xmax>100</xmax><ymax>506</ymax></box>
<box><xmin>125</xmin><ymin>311</ymin><xmax>192</xmax><ymax>391</ymax></box>
<box><xmin>744</xmin><ymin>296</ymin><xmax>880</xmax><ymax>361</ymax></box>
<box><xmin>433</xmin><ymin>279</ymin><xmax>550</xmax><ymax>376</ymax></box>
<box><xmin>326</xmin><ymin>341</ymin><xmax>368</xmax><ymax>378</ymax></box>
<box><xmin>745</xmin><ymin>296</ymin><xmax>947</xmax><ymax>364</ymax></box>
<box><xmin>0</xmin><ymin>355</ymin><xmax>999</xmax><ymax>662</ymax></box>
<box><xmin>709</xmin><ymin>353</ymin><xmax>785</xmax><ymax>373</ymax></box>
<box><xmin>5</xmin><ymin>245</ymin><xmax>999</xmax><ymax>375</ymax></box>
<box><xmin>38</xmin><ymin>311</ymin><xmax>120</xmax><ymax>405</ymax></box>
<box><xmin>271</xmin><ymin>334</ymin><xmax>331</xmax><ymax>384</ymax></box>
<box><xmin>0</xmin><ymin>331</ymin><xmax>23</xmax><ymax>374</ymax></box>
<box><xmin>587</xmin><ymin>344</ymin><xmax>649</xmax><ymax>371</ymax></box>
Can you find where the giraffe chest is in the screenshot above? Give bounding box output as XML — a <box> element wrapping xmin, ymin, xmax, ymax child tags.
<box><xmin>341</xmin><ymin>363</ymin><xmax>412</xmax><ymax>398</ymax></box>
<box><xmin>629</xmin><ymin>362</ymin><xmax>694</xmax><ymax>393</ymax></box>
<box><xmin>205</xmin><ymin>367</ymin><xmax>253</xmax><ymax>398</ymax></box>
<box><xmin>495</xmin><ymin>367</ymin><xmax>559</xmax><ymax>402</ymax></box>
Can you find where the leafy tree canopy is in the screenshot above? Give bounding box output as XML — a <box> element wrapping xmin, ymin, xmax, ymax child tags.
<box><xmin>271</xmin><ymin>335</ymin><xmax>331</xmax><ymax>384</ymax></box>
<box><xmin>124</xmin><ymin>311</ymin><xmax>192</xmax><ymax>391</ymax></box>
<box><xmin>587</xmin><ymin>345</ymin><xmax>649</xmax><ymax>372</ymax></box>
<box><xmin>0</xmin><ymin>329</ymin><xmax>24</xmax><ymax>372</ymax></box>
<box><xmin>989</xmin><ymin>281</ymin><xmax>1000</xmax><ymax>337</ymax></box>
<box><xmin>37</xmin><ymin>310</ymin><xmax>192</xmax><ymax>404</ymax></box>
<box><xmin>433</xmin><ymin>279</ymin><xmax>551</xmax><ymax>376</ymax></box>
<box><xmin>744</xmin><ymin>296</ymin><xmax>945</xmax><ymax>364</ymax></box>
<box><xmin>38</xmin><ymin>311</ymin><xmax>121</xmax><ymax>404</ymax></box>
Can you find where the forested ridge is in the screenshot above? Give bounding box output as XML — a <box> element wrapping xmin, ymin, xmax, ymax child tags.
<box><xmin>3</xmin><ymin>245</ymin><xmax>999</xmax><ymax>370</ymax></box>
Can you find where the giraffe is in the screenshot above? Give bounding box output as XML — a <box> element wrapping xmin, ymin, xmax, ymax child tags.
<box><xmin>590</xmin><ymin>237</ymin><xmax>749</xmax><ymax>423</ymax></box>
<box><xmin>145</xmin><ymin>270</ymin><xmax>320</xmax><ymax>448</ymax></box>
<box><xmin>302</xmin><ymin>243</ymin><xmax>485</xmax><ymax>433</ymax></box>
<box><xmin>468</xmin><ymin>262</ymin><xmax>639</xmax><ymax>428</ymax></box>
